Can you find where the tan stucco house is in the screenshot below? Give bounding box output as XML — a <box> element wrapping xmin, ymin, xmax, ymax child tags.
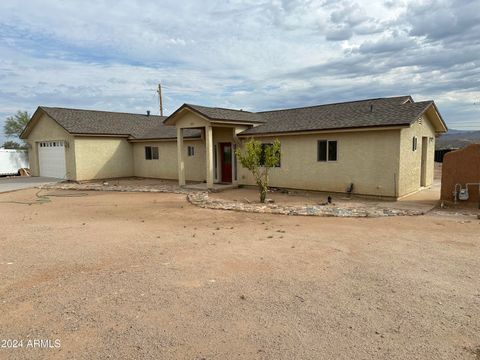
<box><xmin>20</xmin><ymin>95</ymin><xmax>447</xmax><ymax>199</ymax></box>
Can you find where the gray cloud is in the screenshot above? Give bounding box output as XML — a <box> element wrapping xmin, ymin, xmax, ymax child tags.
<box><xmin>404</xmin><ymin>0</ymin><xmax>480</xmax><ymax>42</ymax></box>
<box><xmin>356</xmin><ymin>35</ymin><xmax>417</xmax><ymax>54</ymax></box>
<box><xmin>325</xmin><ymin>26</ymin><xmax>353</xmax><ymax>41</ymax></box>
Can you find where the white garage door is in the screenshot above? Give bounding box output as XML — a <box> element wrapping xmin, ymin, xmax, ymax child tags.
<box><xmin>38</xmin><ymin>141</ymin><xmax>66</xmax><ymax>178</ymax></box>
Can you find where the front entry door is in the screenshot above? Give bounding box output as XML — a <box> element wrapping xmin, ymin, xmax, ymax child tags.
<box><xmin>220</xmin><ymin>143</ymin><xmax>232</xmax><ymax>183</ymax></box>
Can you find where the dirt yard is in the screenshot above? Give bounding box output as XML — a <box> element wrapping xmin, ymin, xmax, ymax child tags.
<box><xmin>0</xmin><ymin>189</ymin><xmax>479</xmax><ymax>359</ymax></box>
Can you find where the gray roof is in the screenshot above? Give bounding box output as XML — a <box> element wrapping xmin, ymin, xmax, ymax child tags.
<box><xmin>23</xmin><ymin>95</ymin><xmax>445</xmax><ymax>141</ymax></box>
<box><xmin>177</xmin><ymin>104</ymin><xmax>265</xmax><ymax>123</ymax></box>
<box><xmin>174</xmin><ymin>96</ymin><xmax>445</xmax><ymax>136</ymax></box>
<box><xmin>239</xmin><ymin>96</ymin><xmax>436</xmax><ymax>135</ymax></box>
<box><xmin>26</xmin><ymin>107</ymin><xmax>200</xmax><ymax>139</ymax></box>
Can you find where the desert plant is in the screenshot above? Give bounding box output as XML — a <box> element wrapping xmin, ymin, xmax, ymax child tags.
<box><xmin>235</xmin><ymin>138</ymin><xmax>281</xmax><ymax>203</ymax></box>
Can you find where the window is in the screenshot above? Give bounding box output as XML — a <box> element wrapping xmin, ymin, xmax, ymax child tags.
<box><xmin>188</xmin><ymin>145</ymin><xmax>195</xmax><ymax>157</ymax></box>
<box><xmin>145</xmin><ymin>146</ymin><xmax>159</xmax><ymax>160</ymax></box>
<box><xmin>412</xmin><ymin>137</ymin><xmax>418</xmax><ymax>151</ymax></box>
<box><xmin>328</xmin><ymin>141</ymin><xmax>337</xmax><ymax>161</ymax></box>
<box><xmin>317</xmin><ymin>140</ymin><xmax>337</xmax><ymax>161</ymax></box>
<box><xmin>259</xmin><ymin>143</ymin><xmax>281</xmax><ymax>167</ymax></box>
<box><xmin>152</xmin><ymin>147</ymin><xmax>159</xmax><ymax>159</ymax></box>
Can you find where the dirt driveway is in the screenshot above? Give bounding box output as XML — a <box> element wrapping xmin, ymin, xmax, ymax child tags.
<box><xmin>0</xmin><ymin>189</ymin><xmax>479</xmax><ymax>359</ymax></box>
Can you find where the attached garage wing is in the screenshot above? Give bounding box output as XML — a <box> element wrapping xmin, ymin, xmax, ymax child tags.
<box><xmin>38</xmin><ymin>141</ymin><xmax>66</xmax><ymax>179</ymax></box>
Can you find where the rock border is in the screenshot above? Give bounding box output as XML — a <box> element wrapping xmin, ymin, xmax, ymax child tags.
<box><xmin>39</xmin><ymin>183</ymin><xmax>425</xmax><ymax>218</ymax></box>
<box><xmin>38</xmin><ymin>182</ymin><xmax>192</xmax><ymax>195</ymax></box>
<box><xmin>187</xmin><ymin>192</ymin><xmax>424</xmax><ymax>218</ymax></box>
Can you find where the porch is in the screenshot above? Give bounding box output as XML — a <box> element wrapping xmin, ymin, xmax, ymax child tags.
<box><xmin>176</xmin><ymin>125</ymin><xmax>241</xmax><ymax>189</ymax></box>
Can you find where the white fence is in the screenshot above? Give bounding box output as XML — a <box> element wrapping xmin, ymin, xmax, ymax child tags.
<box><xmin>0</xmin><ymin>149</ymin><xmax>29</xmax><ymax>175</ymax></box>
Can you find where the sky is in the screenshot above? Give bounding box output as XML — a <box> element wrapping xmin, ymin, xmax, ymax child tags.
<box><xmin>0</xmin><ymin>0</ymin><xmax>479</xmax><ymax>144</ymax></box>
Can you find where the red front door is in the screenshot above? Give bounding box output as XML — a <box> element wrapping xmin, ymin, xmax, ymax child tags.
<box><xmin>220</xmin><ymin>143</ymin><xmax>232</xmax><ymax>183</ymax></box>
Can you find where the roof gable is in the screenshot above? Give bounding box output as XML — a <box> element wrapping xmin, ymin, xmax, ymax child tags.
<box><xmin>163</xmin><ymin>103</ymin><xmax>265</xmax><ymax>126</ymax></box>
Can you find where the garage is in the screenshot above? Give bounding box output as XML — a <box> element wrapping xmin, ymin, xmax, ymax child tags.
<box><xmin>38</xmin><ymin>141</ymin><xmax>66</xmax><ymax>178</ymax></box>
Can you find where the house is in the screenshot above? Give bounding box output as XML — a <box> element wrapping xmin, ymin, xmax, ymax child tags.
<box><xmin>20</xmin><ymin>95</ymin><xmax>447</xmax><ymax>198</ymax></box>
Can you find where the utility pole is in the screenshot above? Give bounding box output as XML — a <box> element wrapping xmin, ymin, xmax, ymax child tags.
<box><xmin>157</xmin><ymin>83</ymin><xmax>164</xmax><ymax>116</ymax></box>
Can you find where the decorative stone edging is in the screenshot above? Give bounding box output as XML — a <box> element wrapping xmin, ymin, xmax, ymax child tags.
<box><xmin>39</xmin><ymin>182</ymin><xmax>424</xmax><ymax>218</ymax></box>
<box><xmin>38</xmin><ymin>182</ymin><xmax>193</xmax><ymax>195</ymax></box>
<box><xmin>187</xmin><ymin>192</ymin><xmax>425</xmax><ymax>218</ymax></box>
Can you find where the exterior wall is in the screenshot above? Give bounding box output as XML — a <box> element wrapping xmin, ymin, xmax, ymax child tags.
<box><xmin>238</xmin><ymin>129</ymin><xmax>402</xmax><ymax>197</ymax></box>
<box><xmin>133</xmin><ymin>140</ymin><xmax>206</xmax><ymax>181</ymax></box>
<box><xmin>398</xmin><ymin>114</ymin><xmax>436</xmax><ymax>196</ymax></box>
<box><xmin>24</xmin><ymin>114</ymin><xmax>76</xmax><ymax>180</ymax></box>
<box><xmin>175</xmin><ymin>112</ymin><xmax>210</xmax><ymax>129</ymax></box>
<box><xmin>74</xmin><ymin>137</ymin><xmax>134</xmax><ymax>181</ymax></box>
<box><xmin>441</xmin><ymin>144</ymin><xmax>480</xmax><ymax>204</ymax></box>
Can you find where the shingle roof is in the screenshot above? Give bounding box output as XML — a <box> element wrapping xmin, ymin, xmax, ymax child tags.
<box><xmin>27</xmin><ymin>107</ymin><xmax>200</xmax><ymax>139</ymax></box>
<box><xmin>178</xmin><ymin>104</ymin><xmax>265</xmax><ymax>123</ymax></box>
<box><xmin>239</xmin><ymin>96</ymin><xmax>436</xmax><ymax>135</ymax></box>
<box><xmin>23</xmin><ymin>95</ymin><xmax>445</xmax><ymax>141</ymax></box>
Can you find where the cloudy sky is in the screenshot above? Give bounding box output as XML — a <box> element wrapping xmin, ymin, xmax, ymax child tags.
<box><xmin>0</xmin><ymin>0</ymin><xmax>479</xmax><ymax>143</ymax></box>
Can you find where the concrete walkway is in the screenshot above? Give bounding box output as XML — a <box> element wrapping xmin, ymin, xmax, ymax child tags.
<box><xmin>0</xmin><ymin>176</ymin><xmax>60</xmax><ymax>193</ymax></box>
<box><xmin>396</xmin><ymin>179</ymin><xmax>441</xmax><ymax>212</ymax></box>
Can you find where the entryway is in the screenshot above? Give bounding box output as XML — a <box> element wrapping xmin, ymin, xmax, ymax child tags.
<box><xmin>219</xmin><ymin>143</ymin><xmax>232</xmax><ymax>183</ymax></box>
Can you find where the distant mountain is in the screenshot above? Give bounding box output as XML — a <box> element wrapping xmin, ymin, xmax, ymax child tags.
<box><xmin>436</xmin><ymin>129</ymin><xmax>480</xmax><ymax>150</ymax></box>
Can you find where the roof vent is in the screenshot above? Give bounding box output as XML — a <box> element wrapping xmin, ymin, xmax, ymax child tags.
<box><xmin>370</xmin><ymin>104</ymin><xmax>374</xmax><ymax>112</ymax></box>
<box><xmin>146</xmin><ymin>110</ymin><xmax>150</xmax><ymax>116</ymax></box>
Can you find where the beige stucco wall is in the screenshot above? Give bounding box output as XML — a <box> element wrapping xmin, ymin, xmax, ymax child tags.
<box><xmin>133</xmin><ymin>140</ymin><xmax>206</xmax><ymax>181</ymax></box>
<box><xmin>74</xmin><ymin>137</ymin><xmax>134</xmax><ymax>181</ymax></box>
<box><xmin>175</xmin><ymin>111</ymin><xmax>210</xmax><ymax>129</ymax></box>
<box><xmin>398</xmin><ymin>114</ymin><xmax>436</xmax><ymax>196</ymax></box>
<box><xmin>237</xmin><ymin>130</ymin><xmax>402</xmax><ymax>197</ymax></box>
<box><xmin>24</xmin><ymin>114</ymin><xmax>76</xmax><ymax>180</ymax></box>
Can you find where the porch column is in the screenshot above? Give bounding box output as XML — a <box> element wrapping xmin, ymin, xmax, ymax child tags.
<box><xmin>177</xmin><ymin>127</ymin><xmax>185</xmax><ymax>186</ymax></box>
<box><xmin>205</xmin><ymin>125</ymin><xmax>214</xmax><ymax>188</ymax></box>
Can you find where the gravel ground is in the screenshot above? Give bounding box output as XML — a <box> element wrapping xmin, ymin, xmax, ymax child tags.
<box><xmin>0</xmin><ymin>189</ymin><xmax>479</xmax><ymax>359</ymax></box>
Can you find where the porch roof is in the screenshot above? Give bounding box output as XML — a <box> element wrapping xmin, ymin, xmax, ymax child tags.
<box><xmin>163</xmin><ymin>103</ymin><xmax>265</xmax><ymax>126</ymax></box>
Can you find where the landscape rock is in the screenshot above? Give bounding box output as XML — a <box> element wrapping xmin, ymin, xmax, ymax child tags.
<box><xmin>187</xmin><ymin>193</ymin><xmax>424</xmax><ymax>218</ymax></box>
<box><xmin>40</xmin><ymin>182</ymin><xmax>424</xmax><ymax>218</ymax></box>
